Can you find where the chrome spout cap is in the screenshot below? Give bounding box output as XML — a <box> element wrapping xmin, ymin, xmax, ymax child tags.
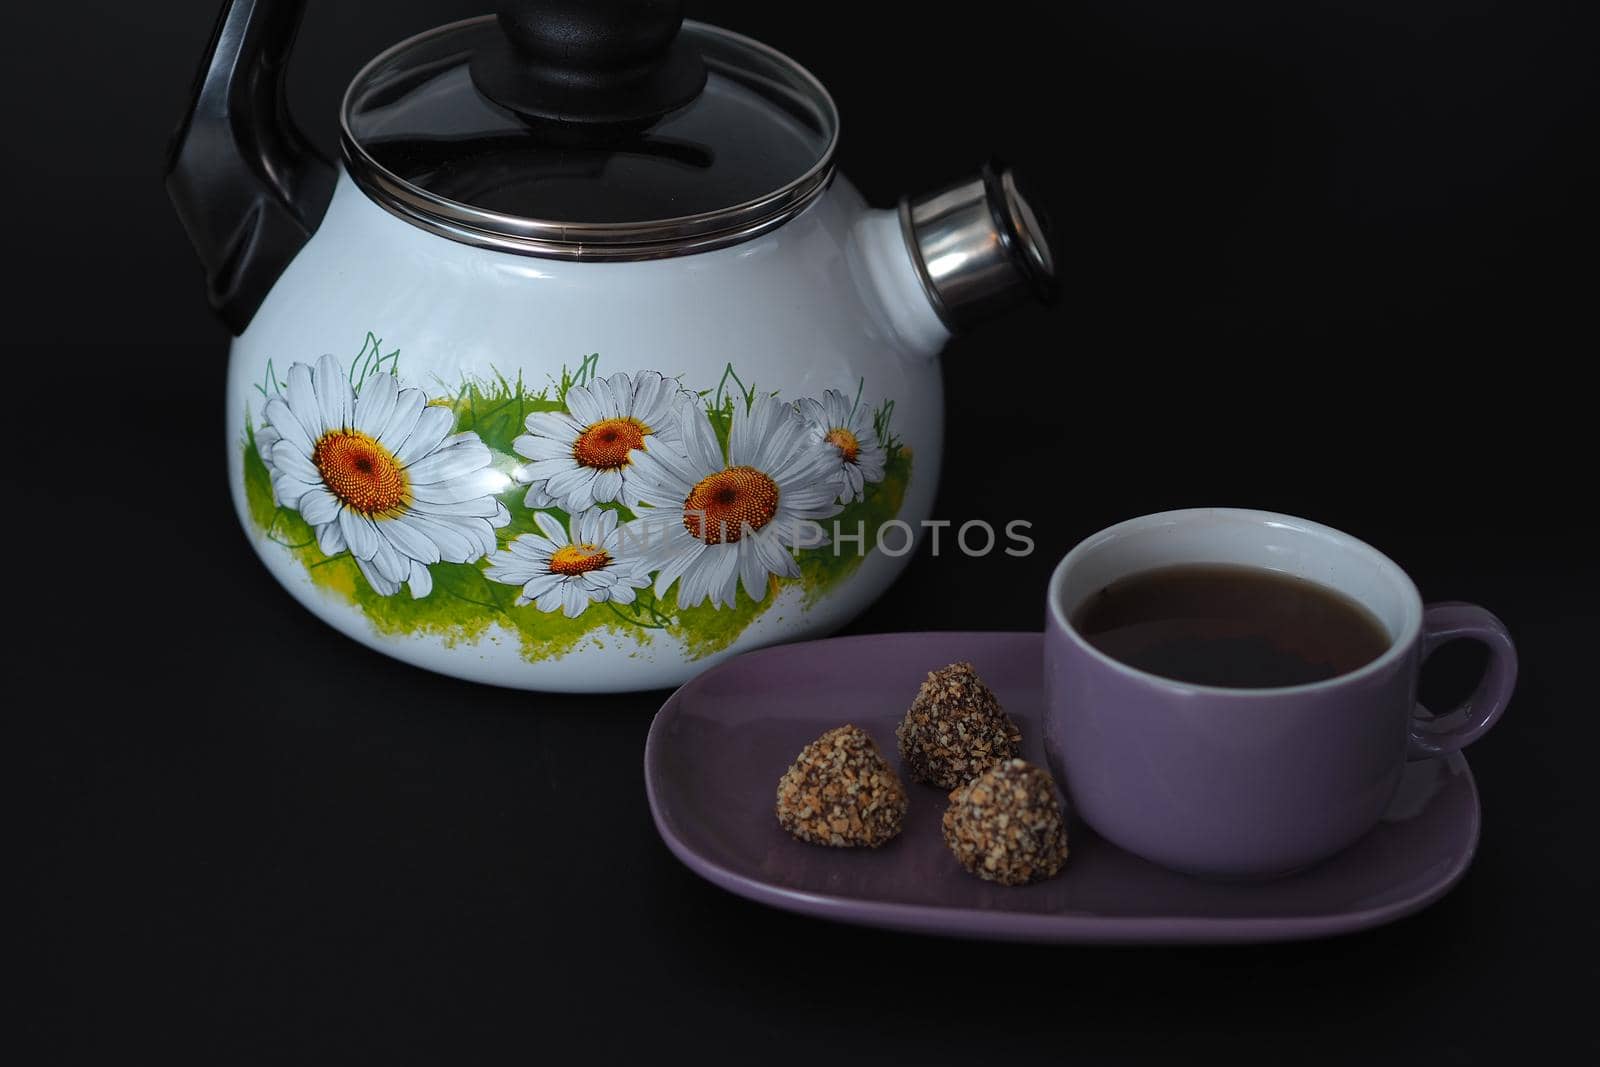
<box><xmin>899</xmin><ymin>161</ymin><xmax>1058</xmax><ymax>330</ymax></box>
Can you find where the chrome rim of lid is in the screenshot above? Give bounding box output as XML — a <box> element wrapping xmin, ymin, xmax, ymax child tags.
<box><xmin>339</xmin><ymin>17</ymin><xmax>840</xmax><ymax>260</ymax></box>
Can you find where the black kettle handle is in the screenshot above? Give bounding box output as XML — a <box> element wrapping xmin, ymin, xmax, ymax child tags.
<box><xmin>166</xmin><ymin>0</ymin><xmax>334</xmax><ymax>335</ymax></box>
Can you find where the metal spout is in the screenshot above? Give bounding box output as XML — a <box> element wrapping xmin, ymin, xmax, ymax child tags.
<box><xmin>899</xmin><ymin>161</ymin><xmax>1057</xmax><ymax>330</ymax></box>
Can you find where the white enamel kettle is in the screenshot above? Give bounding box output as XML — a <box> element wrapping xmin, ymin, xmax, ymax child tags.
<box><xmin>168</xmin><ymin>0</ymin><xmax>1056</xmax><ymax>692</ymax></box>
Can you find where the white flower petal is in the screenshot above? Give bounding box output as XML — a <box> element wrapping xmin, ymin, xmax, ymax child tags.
<box><xmin>508</xmin><ymin>534</ymin><xmax>557</xmax><ymax>560</ymax></box>
<box><xmin>376</xmin><ymin>388</ymin><xmax>426</xmax><ymax>451</ymax></box>
<box><xmin>523</xmin><ymin>411</ymin><xmax>583</xmax><ymax>439</ymax></box>
<box><xmin>253</xmin><ymin>428</ymin><xmax>283</xmax><ymax>486</ymax></box>
<box><xmin>545</xmin><ymin>465</ymin><xmax>599</xmax><ymax>509</ymax></box>
<box><xmin>625</xmin><ymin>515</ymin><xmax>691</xmax><ymax>569</ymax></box>
<box><xmin>535</xmin><ymin>582</ymin><xmax>567</xmax><ymax>613</ymax></box>
<box><xmin>751</xmin><ymin>526</ymin><xmax>800</xmax><ymax>578</ymax></box>
<box><xmin>562</xmin><ymin>582</ymin><xmax>591</xmax><ymax>616</ymax></box>
<box><xmin>571</xmin><ymin>508</ymin><xmax>603</xmax><ymax>545</ymax></box>
<box><xmin>484</xmin><ymin>560</ymin><xmax>541</xmax><ymax>586</ymax></box>
<box><xmin>646</xmin><ymin>420</ymin><xmax>683</xmax><ymax>447</ymax></box>
<box><xmin>299</xmin><ymin>486</ymin><xmax>341</xmax><ymax>527</ymax></box>
<box><xmin>338</xmin><ymin>508</ymin><xmax>381</xmax><ymax>561</ymax></box>
<box><xmin>582</xmin><ymin>567</ymin><xmax>620</xmax><ymax>589</ymax></box>
<box><xmin>750</xmin><ymin>407</ymin><xmax>807</xmax><ymax>476</ymax></box>
<box><xmin>353</xmin><ymin>372</ymin><xmax>399</xmax><ymax>436</ymax></box>
<box><xmin>405</xmin><ymin>439</ymin><xmax>490</xmax><ymax>485</ymax></box>
<box><xmin>672</xmin><ymin>550</ymin><xmax>712</xmax><ymax>609</ymax></box>
<box><xmin>424</xmin><ymin>514</ymin><xmax>496</xmax><ymax>562</ymax></box>
<box><xmin>393</xmin><ymin>407</ymin><xmax>455</xmax><ymax>467</ymax></box>
<box><xmin>512</xmin><ymin>434</ymin><xmax>574</xmax><ymax>461</ymax></box>
<box><xmin>517</xmin><ymin>571</ymin><xmax>564</xmax><ymax>603</ymax></box>
<box><xmin>781</xmin><ymin>490</ymin><xmax>843</xmax><ymax>522</ymax></box>
<box><xmin>381</xmin><ymin>515</ymin><xmax>443</xmax><ymax>564</ymax></box>
<box><xmin>408</xmin><ymin>468</ymin><xmax>507</xmax><ymax>505</ymax></box>
<box><xmin>729</xmin><ymin>393</ymin><xmax>775</xmax><ymax>467</ymax></box>
<box><xmin>406</xmin><ymin>561</ymin><xmax>433</xmax><ymax>599</ymax></box>
<box><xmin>606</xmin><ymin>560</ymin><xmax>648</xmax><ymax>588</ymax></box>
<box><xmin>823</xmin><ymin>388</ymin><xmax>853</xmax><ymax>429</ymax></box>
<box><xmin>629</xmin><ymin>371</ymin><xmax>670</xmax><ymax>426</ymax></box>
<box><xmin>396</xmin><ymin>512</ymin><xmax>477</xmax><ymax>563</ymax></box>
<box><xmin>407</xmin><ymin>495</ymin><xmax>504</xmax><ymax>519</ymax></box>
<box><xmin>737</xmin><ymin>536</ymin><xmax>770</xmax><ymax>604</ymax></box>
<box><xmin>625</xmin><ymin>445</ymin><xmax>698</xmax><ymax>503</ymax></box>
<box><xmin>616</xmin><ymin>480</ymin><xmax>644</xmax><ymax>509</ymax></box>
<box><xmin>793</xmin><ymin>396</ymin><xmax>826</xmax><ymax>427</ymax></box>
<box><xmin>597</xmin><ymin>378</ymin><xmax>629</xmax><ymax>420</ymax></box>
<box><xmin>846</xmin><ymin>464</ymin><xmax>866</xmax><ymax>498</ymax></box>
<box><xmin>653</xmin><ymin>540</ymin><xmax>708</xmax><ymax>601</ymax></box>
<box><xmin>774</xmin><ymin>448</ymin><xmax>849</xmax><ymax>497</ymax></box>
<box><xmin>316</xmin><ymin>519</ymin><xmax>346</xmax><ymax>557</ymax></box>
<box><xmin>272</xmin><ymin>475</ymin><xmax>319</xmax><ymax>510</ymax></box>
<box><xmin>589</xmin><ymin>467</ymin><xmax>624</xmax><ymax>504</ymax></box>
<box><xmin>314</xmin><ymin>353</ymin><xmax>353</xmax><ymax>433</ymax></box>
<box><xmin>254</xmin><ymin>422</ymin><xmax>281</xmax><ymax>449</ymax></box>
<box><xmin>270</xmin><ymin>439</ymin><xmax>320</xmax><ymax>484</ymax></box>
<box><xmin>705</xmin><ymin>542</ymin><xmax>743</xmax><ymax>608</ymax></box>
<box><xmin>435</xmin><ymin>431</ymin><xmax>483</xmax><ymax>452</ymax></box>
<box><xmin>859</xmin><ymin>460</ymin><xmax>887</xmax><ymax>484</ymax></box>
<box><xmin>523</xmin><ymin>456</ymin><xmax>580</xmax><ymax>482</ymax></box>
<box><xmin>522</xmin><ymin>512</ymin><xmax>562</xmax><ymax>545</ymax></box>
<box><xmin>679</xmin><ymin>401</ymin><xmax>724</xmax><ymax>474</ymax></box>
<box><xmin>461</xmin><ymin>517</ymin><xmax>499</xmax><ymax>559</ymax></box>
<box><xmin>565</xmin><ymin>383</ymin><xmax>605</xmax><ymax>426</ymax></box>
<box><xmin>599</xmin><ymin>379</ymin><xmax>628</xmax><ymax>420</ymax></box>
<box><xmin>262</xmin><ymin>397</ymin><xmax>314</xmax><ymax>457</ymax></box>
<box><xmin>284</xmin><ymin>361</ymin><xmax>322</xmax><ymax>436</ymax></box>
<box><xmin>355</xmin><ymin>555</ymin><xmax>400</xmax><ymax>596</ymax></box>
<box><xmin>367</xmin><ymin>532</ymin><xmax>409</xmax><ymax>582</ymax></box>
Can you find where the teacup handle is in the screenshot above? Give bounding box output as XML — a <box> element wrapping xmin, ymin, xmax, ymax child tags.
<box><xmin>1407</xmin><ymin>602</ymin><xmax>1518</xmax><ymax>760</ymax></box>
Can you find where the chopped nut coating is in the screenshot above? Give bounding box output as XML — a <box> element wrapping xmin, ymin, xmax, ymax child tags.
<box><xmin>896</xmin><ymin>662</ymin><xmax>1022</xmax><ymax>789</ymax></box>
<box><xmin>942</xmin><ymin>758</ymin><xmax>1069</xmax><ymax>886</ymax></box>
<box><xmin>776</xmin><ymin>725</ymin><xmax>908</xmax><ymax>848</ymax></box>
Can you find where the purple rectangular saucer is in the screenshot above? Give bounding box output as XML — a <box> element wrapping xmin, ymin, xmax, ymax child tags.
<box><xmin>643</xmin><ymin>631</ymin><xmax>1480</xmax><ymax>944</ymax></box>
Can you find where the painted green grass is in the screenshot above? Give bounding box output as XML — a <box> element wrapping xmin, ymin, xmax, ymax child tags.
<box><xmin>242</xmin><ymin>342</ymin><xmax>911</xmax><ymax>663</ymax></box>
<box><xmin>797</xmin><ymin>446</ymin><xmax>912</xmax><ymax>607</ymax></box>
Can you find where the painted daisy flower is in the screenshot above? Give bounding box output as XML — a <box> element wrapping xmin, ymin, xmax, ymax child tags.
<box><xmin>794</xmin><ymin>389</ymin><xmax>888</xmax><ymax>504</ymax></box>
<box><xmin>512</xmin><ymin>371</ymin><xmax>688</xmax><ymax>513</ymax></box>
<box><xmin>259</xmin><ymin>354</ymin><xmax>512</xmax><ymax>599</ymax></box>
<box><xmin>624</xmin><ymin>395</ymin><xmax>843</xmax><ymax>610</ymax></box>
<box><xmin>484</xmin><ymin>508</ymin><xmax>649</xmax><ymax>617</ymax></box>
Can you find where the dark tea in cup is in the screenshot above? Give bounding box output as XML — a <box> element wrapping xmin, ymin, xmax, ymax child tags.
<box><xmin>1072</xmin><ymin>563</ymin><xmax>1391</xmax><ymax>689</ymax></box>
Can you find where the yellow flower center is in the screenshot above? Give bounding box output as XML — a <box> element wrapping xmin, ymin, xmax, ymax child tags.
<box><xmin>573</xmin><ymin>417</ymin><xmax>648</xmax><ymax>471</ymax></box>
<box><xmin>549</xmin><ymin>543</ymin><xmax>611</xmax><ymax>576</ymax></box>
<box><xmin>312</xmin><ymin>430</ymin><xmax>411</xmax><ymax>516</ymax></box>
<box><xmin>824</xmin><ymin>427</ymin><xmax>860</xmax><ymax>464</ymax></box>
<box><xmin>683</xmin><ymin>466</ymin><xmax>780</xmax><ymax>545</ymax></box>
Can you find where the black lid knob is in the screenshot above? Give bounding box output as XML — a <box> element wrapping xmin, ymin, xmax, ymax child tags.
<box><xmin>470</xmin><ymin>0</ymin><xmax>707</xmax><ymax>128</ymax></box>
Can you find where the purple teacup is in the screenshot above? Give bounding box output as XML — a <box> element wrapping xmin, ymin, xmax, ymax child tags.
<box><xmin>1043</xmin><ymin>508</ymin><xmax>1517</xmax><ymax>879</ymax></box>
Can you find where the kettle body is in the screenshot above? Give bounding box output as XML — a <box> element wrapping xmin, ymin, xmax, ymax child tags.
<box><xmin>228</xmin><ymin>169</ymin><xmax>946</xmax><ymax>691</ymax></box>
<box><xmin>174</xmin><ymin>2</ymin><xmax>1054</xmax><ymax>692</ymax></box>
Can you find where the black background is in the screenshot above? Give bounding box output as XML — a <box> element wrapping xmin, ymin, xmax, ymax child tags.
<box><xmin>16</xmin><ymin>1</ymin><xmax>1599</xmax><ymax>1062</ymax></box>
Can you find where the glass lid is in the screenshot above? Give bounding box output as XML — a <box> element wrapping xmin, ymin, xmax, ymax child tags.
<box><xmin>341</xmin><ymin>12</ymin><xmax>839</xmax><ymax>259</ymax></box>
